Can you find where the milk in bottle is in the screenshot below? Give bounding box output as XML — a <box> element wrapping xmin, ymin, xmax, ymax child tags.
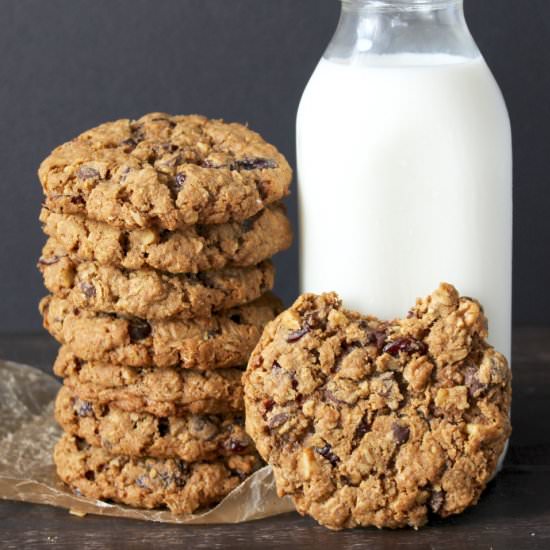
<box><xmin>297</xmin><ymin>0</ymin><xmax>512</xmax><ymax>362</ymax></box>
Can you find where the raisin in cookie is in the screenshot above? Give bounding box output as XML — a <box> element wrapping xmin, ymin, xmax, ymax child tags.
<box><xmin>39</xmin><ymin>113</ymin><xmax>292</xmax><ymax>230</ymax></box>
<box><xmin>54</xmin><ymin>347</ymin><xmax>244</xmax><ymax>416</ymax></box>
<box><xmin>243</xmin><ymin>284</ymin><xmax>511</xmax><ymax>530</ymax></box>
<box><xmin>56</xmin><ymin>387</ymin><xmax>252</xmax><ymax>462</ymax></box>
<box><xmin>55</xmin><ymin>433</ymin><xmax>260</xmax><ymax>514</ymax></box>
<box><xmin>40</xmin><ymin>292</ymin><xmax>282</xmax><ymax>369</ymax></box>
<box><xmin>39</xmin><ymin>238</ymin><xmax>274</xmax><ymax>320</ymax></box>
<box><xmin>39</xmin><ymin>203</ymin><xmax>292</xmax><ymax>275</ymax></box>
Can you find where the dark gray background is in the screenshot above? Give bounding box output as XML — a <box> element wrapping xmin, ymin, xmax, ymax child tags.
<box><xmin>0</xmin><ymin>0</ymin><xmax>548</xmax><ymax>332</ymax></box>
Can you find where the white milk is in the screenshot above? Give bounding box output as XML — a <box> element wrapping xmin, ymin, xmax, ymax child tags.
<box><xmin>297</xmin><ymin>54</ymin><xmax>512</xmax><ymax>361</ymax></box>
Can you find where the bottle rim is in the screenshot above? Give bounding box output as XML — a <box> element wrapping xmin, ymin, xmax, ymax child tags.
<box><xmin>341</xmin><ymin>0</ymin><xmax>462</xmax><ymax>9</ymax></box>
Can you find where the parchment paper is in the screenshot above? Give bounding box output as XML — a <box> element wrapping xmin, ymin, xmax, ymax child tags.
<box><xmin>0</xmin><ymin>359</ymin><xmax>294</xmax><ymax>523</ymax></box>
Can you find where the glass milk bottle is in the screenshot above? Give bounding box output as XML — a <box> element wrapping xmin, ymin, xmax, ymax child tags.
<box><xmin>297</xmin><ymin>0</ymin><xmax>512</xmax><ymax>362</ymax></box>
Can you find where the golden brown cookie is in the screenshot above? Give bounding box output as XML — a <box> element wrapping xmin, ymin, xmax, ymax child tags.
<box><xmin>39</xmin><ymin>202</ymin><xmax>292</xmax><ymax>274</ymax></box>
<box><xmin>54</xmin><ymin>433</ymin><xmax>260</xmax><ymax>514</ymax></box>
<box><xmin>55</xmin><ymin>387</ymin><xmax>252</xmax><ymax>462</ymax></box>
<box><xmin>54</xmin><ymin>346</ymin><xmax>244</xmax><ymax>416</ymax></box>
<box><xmin>243</xmin><ymin>284</ymin><xmax>511</xmax><ymax>530</ymax></box>
<box><xmin>39</xmin><ymin>113</ymin><xmax>292</xmax><ymax>230</ymax></box>
<box><xmin>40</xmin><ymin>292</ymin><xmax>282</xmax><ymax>369</ymax></box>
<box><xmin>39</xmin><ymin>238</ymin><xmax>274</xmax><ymax>320</ymax></box>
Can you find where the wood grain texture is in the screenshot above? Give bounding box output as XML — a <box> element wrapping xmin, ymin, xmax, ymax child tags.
<box><xmin>1</xmin><ymin>329</ymin><xmax>549</xmax><ymax>550</ymax></box>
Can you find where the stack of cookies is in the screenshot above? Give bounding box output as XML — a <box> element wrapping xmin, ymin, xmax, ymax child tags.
<box><xmin>37</xmin><ymin>113</ymin><xmax>292</xmax><ymax>514</ymax></box>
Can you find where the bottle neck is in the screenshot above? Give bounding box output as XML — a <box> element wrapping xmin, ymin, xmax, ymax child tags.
<box><xmin>325</xmin><ymin>0</ymin><xmax>479</xmax><ymax>63</ymax></box>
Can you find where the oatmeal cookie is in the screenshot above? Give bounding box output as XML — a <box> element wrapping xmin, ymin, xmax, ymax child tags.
<box><xmin>39</xmin><ymin>113</ymin><xmax>292</xmax><ymax>230</ymax></box>
<box><xmin>40</xmin><ymin>292</ymin><xmax>282</xmax><ymax>369</ymax></box>
<box><xmin>39</xmin><ymin>202</ymin><xmax>292</xmax><ymax>274</ymax></box>
<box><xmin>54</xmin><ymin>346</ymin><xmax>244</xmax><ymax>416</ymax></box>
<box><xmin>39</xmin><ymin>238</ymin><xmax>274</xmax><ymax>320</ymax></box>
<box><xmin>56</xmin><ymin>387</ymin><xmax>253</xmax><ymax>462</ymax></box>
<box><xmin>54</xmin><ymin>433</ymin><xmax>260</xmax><ymax>514</ymax></box>
<box><xmin>243</xmin><ymin>284</ymin><xmax>511</xmax><ymax>529</ymax></box>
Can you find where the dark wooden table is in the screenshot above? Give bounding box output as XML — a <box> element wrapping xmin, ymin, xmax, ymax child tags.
<box><xmin>1</xmin><ymin>330</ymin><xmax>549</xmax><ymax>549</ymax></box>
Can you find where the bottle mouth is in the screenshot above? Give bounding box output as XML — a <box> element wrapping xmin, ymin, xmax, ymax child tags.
<box><xmin>341</xmin><ymin>0</ymin><xmax>461</xmax><ymax>10</ymax></box>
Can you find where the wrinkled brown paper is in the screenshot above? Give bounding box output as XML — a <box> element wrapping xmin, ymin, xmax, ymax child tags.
<box><xmin>0</xmin><ymin>359</ymin><xmax>294</xmax><ymax>523</ymax></box>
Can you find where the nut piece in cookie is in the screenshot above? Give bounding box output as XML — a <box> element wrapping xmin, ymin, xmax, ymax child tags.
<box><xmin>243</xmin><ymin>283</ymin><xmax>511</xmax><ymax>530</ymax></box>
